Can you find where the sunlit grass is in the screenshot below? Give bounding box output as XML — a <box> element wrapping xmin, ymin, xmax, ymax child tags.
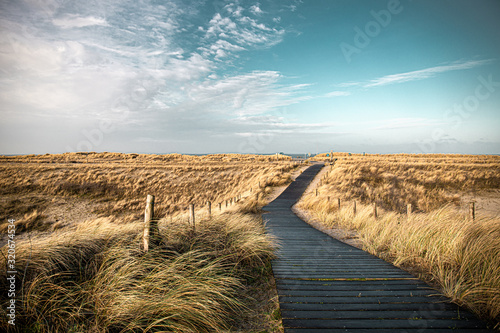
<box><xmin>298</xmin><ymin>153</ymin><xmax>500</xmax><ymax>327</ymax></box>
<box><xmin>0</xmin><ymin>213</ymin><xmax>276</xmax><ymax>332</ymax></box>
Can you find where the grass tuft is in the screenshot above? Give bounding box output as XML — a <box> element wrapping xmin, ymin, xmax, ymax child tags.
<box><xmin>1</xmin><ymin>213</ymin><xmax>276</xmax><ymax>332</ymax></box>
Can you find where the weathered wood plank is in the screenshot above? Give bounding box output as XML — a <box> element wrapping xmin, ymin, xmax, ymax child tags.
<box><xmin>278</xmin><ymin>295</ymin><xmax>450</xmax><ymax>304</ymax></box>
<box><xmin>281</xmin><ymin>310</ymin><xmax>475</xmax><ymax>320</ymax></box>
<box><xmin>282</xmin><ymin>318</ymin><xmax>486</xmax><ymax>329</ymax></box>
<box><xmin>278</xmin><ymin>289</ymin><xmax>436</xmax><ymax>297</ymax></box>
<box><xmin>286</xmin><ymin>329</ymin><xmax>492</xmax><ymax>333</ymax></box>
<box><xmin>279</xmin><ymin>302</ymin><xmax>461</xmax><ymax>312</ymax></box>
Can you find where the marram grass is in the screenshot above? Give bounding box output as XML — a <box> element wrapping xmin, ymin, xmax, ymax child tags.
<box><xmin>0</xmin><ymin>212</ymin><xmax>276</xmax><ymax>332</ymax></box>
<box><xmin>298</xmin><ymin>196</ymin><xmax>500</xmax><ymax>328</ymax></box>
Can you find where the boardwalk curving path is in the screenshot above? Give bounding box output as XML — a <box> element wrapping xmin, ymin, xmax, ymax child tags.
<box><xmin>264</xmin><ymin>163</ymin><xmax>492</xmax><ymax>332</ymax></box>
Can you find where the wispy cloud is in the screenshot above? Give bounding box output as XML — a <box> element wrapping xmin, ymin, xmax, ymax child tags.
<box><xmin>324</xmin><ymin>91</ymin><xmax>351</xmax><ymax>97</ymax></box>
<box><xmin>202</xmin><ymin>7</ymin><xmax>285</xmax><ymax>54</ymax></box>
<box><xmin>52</xmin><ymin>15</ymin><xmax>109</xmax><ymax>28</ymax></box>
<box><xmin>0</xmin><ymin>0</ymin><xmax>312</xmax><ymax>153</ymax></box>
<box><xmin>365</xmin><ymin>59</ymin><xmax>493</xmax><ymax>88</ymax></box>
<box><xmin>370</xmin><ymin>118</ymin><xmax>446</xmax><ymax>130</ymax></box>
<box><xmin>337</xmin><ymin>59</ymin><xmax>494</xmax><ymax>90</ymax></box>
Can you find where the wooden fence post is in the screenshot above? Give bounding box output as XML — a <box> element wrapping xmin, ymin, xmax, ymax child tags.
<box><xmin>207</xmin><ymin>201</ymin><xmax>211</xmax><ymax>218</ymax></box>
<box><xmin>337</xmin><ymin>198</ymin><xmax>341</xmax><ymax>210</ymax></box>
<box><xmin>469</xmin><ymin>202</ymin><xmax>475</xmax><ymax>221</ymax></box>
<box><xmin>373</xmin><ymin>203</ymin><xmax>378</xmax><ymax>219</ymax></box>
<box><xmin>315</xmin><ymin>188</ymin><xmax>318</xmax><ymax>196</ymax></box>
<box><xmin>218</xmin><ymin>202</ymin><xmax>222</xmax><ymax>211</ymax></box>
<box><xmin>143</xmin><ymin>194</ymin><xmax>155</xmax><ymax>252</ymax></box>
<box><xmin>353</xmin><ymin>201</ymin><xmax>356</xmax><ymax>215</ymax></box>
<box><xmin>189</xmin><ymin>204</ymin><xmax>195</xmax><ymax>232</ymax></box>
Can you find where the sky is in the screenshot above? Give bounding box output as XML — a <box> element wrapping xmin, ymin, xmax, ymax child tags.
<box><xmin>1</xmin><ymin>0</ymin><xmax>499</xmax><ymax>155</ymax></box>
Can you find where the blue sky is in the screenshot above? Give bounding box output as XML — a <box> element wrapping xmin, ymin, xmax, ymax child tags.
<box><xmin>1</xmin><ymin>0</ymin><xmax>499</xmax><ymax>154</ymax></box>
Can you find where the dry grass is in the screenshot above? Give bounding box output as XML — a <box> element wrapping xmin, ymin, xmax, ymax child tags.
<box><xmin>0</xmin><ymin>152</ymin><xmax>294</xmax><ymax>331</ymax></box>
<box><xmin>0</xmin><ymin>212</ymin><xmax>279</xmax><ymax>332</ymax></box>
<box><xmin>310</xmin><ymin>153</ymin><xmax>500</xmax><ymax>213</ymax></box>
<box><xmin>298</xmin><ymin>153</ymin><xmax>500</xmax><ymax>328</ymax></box>
<box><xmin>0</xmin><ymin>152</ymin><xmax>297</xmax><ymax>234</ymax></box>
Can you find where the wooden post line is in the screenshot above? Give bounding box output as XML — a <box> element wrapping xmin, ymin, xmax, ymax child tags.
<box><xmin>373</xmin><ymin>203</ymin><xmax>378</xmax><ymax>219</ymax></box>
<box><xmin>353</xmin><ymin>201</ymin><xmax>357</xmax><ymax>215</ymax></box>
<box><xmin>189</xmin><ymin>204</ymin><xmax>195</xmax><ymax>232</ymax></box>
<box><xmin>470</xmin><ymin>202</ymin><xmax>475</xmax><ymax>221</ymax></box>
<box><xmin>207</xmin><ymin>201</ymin><xmax>211</xmax><ymax>218</ymax></box>
<box><xmin>143</xmin><ymin>194</ymin><xmax>155</xmax><ymax>252</ymax></box>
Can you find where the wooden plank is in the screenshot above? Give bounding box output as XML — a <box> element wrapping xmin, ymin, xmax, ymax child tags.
<box><xmin>287</xmin><ymin>329</ymin><xmax>493</xmax><ymax>333</ymax></box>
<box><xmin>282</xmin><ymin>318</ymin><xmax>486</xmax><ymax>329</ymax></box>
<box><xmin>279</xmin><ymin>302</ymin><xmax>462</xmax><ymax>312</ymax></box>
<box><xmin>278</xmin><ymin>289</ymin><xmax>436</xmax><ymax>297</ymax></box>
<box><xmin>278</xmin><ymin>296</ymin><xmax>450</xmax><ymax>304</ymax></box>
<box><xmin>276</xmin><ymin>282</ymin><xmax>429</xmax><ymax>290</ymax></box>
<box><xmin>274</xmin><ymin>273</ymin><xmax>416</xmax><ymax>279</ymax></box>
<box><xmin>281</xmin><ymin>310</ymin><xmax>475</xmax><ymax>320</ymax></box>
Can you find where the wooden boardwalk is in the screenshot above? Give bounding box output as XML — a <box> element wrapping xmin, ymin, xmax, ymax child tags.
<box><xmin>264</xmin><ymin>163</ymin><xmax>493</xmax><ymax>332</ymax></box>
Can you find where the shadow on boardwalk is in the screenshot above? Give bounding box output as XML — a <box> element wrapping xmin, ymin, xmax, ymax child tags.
<box><xmin>264</xmin><ymin>163</ymin><xmax>493</xmax><ymax>332</ymax></box>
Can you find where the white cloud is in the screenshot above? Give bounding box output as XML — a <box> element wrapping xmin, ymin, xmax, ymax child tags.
<box><xmin>208</xmin><ymin>39</ymin><xmax>245</xmax><ymax>59</ymax></box>
<box><xmin>0</xmin><ymin>0</ymin><xmax>305</xmax><ymax>153</ymax></box>
<box><xmin>325</xmin><ymin>91</ymin><xmax>351</xmax><ymax>97</ymax></box>
<box><xmin>225</xmin><ymin>3</ymin><xmax>244</xmax><ymax>17</ymax></box>
<box><xmin>206</xmin><ymin>13</ymin><xmax>237</xmax><ymax>36</ymax></box>
<box><xmin>52</xmin><ymin>15</ymin><xmax>109</xmax><ymax>28</ymax></box>
<box><xmin>339</xmin><ymin>59</ymin><xmax>493</xmax><ymax>89</ymax></box>
<box><xmin>204</xmin><ymin>8</ymin><xmax>284</xmax><ymax>51</ymax></box>
<box><xmin>250</xmin><ymin>4</ymin><xmax>263</xmax><ymax>15</ymax></box>
<box><xmin>370</xmin><ymin>118</ymin><xmax>445</xmax><ymax>130</ymax></box>
<box><xmin>365</xmin><ymin>59</ymin><xmax>493</xmax><ymax>87</ymax></box>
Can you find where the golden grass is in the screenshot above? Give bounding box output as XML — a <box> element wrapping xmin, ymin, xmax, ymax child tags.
<box><xmin>310</xmin><ymin>153</ymin><xmax>500</xmax><ymax>213</ymax></box>
<box><xmin>298</xmin><ymin>153</ymin><xmax>500</xmax><ymax>328</ymax></box>
<box><xmin>0</xmin><ymin>152</ymin><xmax>293</xmax><ymax>331</ymax></box>
<box><xmin>0</xmin><ymin>212</ymin><xmax>277</xmax><ymax>332</ymax></box>
<box><xmin>0</xmin><ymin>152</ymin><xmax>297</xmax><ymax>233</ymax></box>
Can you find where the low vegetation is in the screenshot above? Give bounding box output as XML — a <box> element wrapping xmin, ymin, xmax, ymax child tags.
<box><xmin>310</xmin><ymin>153</ymin><xmax>500</xmax><ymax>213</ymax></box>
<box><xmin>0</xmin><ymin>212</ymin><xmax>278</xmax><ymax>332</ymax></box>
<box><xmin>298</xmin><ymin>153</ymin><xmax>500</xmax><ymax>328</ymax></box>
<box><xmin>0</xmin><ymin>152</ymin><xmax>295</xmax><ymax>332</ymax></box>
<box><xmin>0</xmin><ymin>152</ymin><xmax>296</xmax><ymax>233</ymax></box>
